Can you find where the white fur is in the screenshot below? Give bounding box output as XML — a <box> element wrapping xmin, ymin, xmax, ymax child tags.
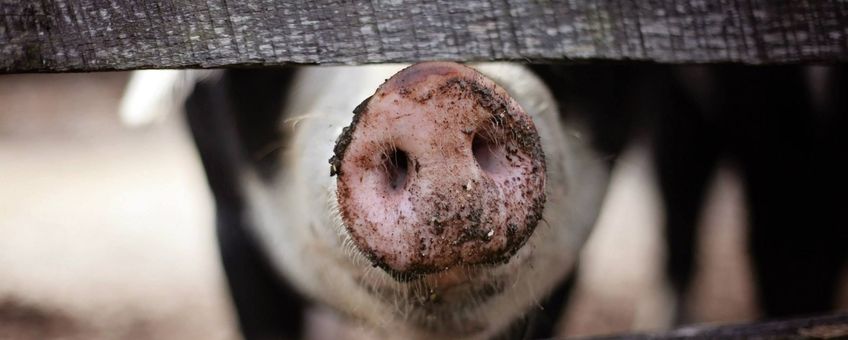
<box><xmin>239</xmin><ymin>64</ymin><xmax>611</xmax><ymax>339</ymax></box>
<box><xmin>119</xmin><ymin>69</ymin><xmax>215</xmax><ymax>126</ymax></box>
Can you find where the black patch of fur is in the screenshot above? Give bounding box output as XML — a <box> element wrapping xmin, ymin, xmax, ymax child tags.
<box><xmin>185</xmin><ymin>69</ymin><xmax>306</xmax><ymax>339</ymax></box>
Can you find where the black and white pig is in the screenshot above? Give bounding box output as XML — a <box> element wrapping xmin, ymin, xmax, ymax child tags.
<box><xmin>122</xmin><ymin>63</ymin><xmax>610</xmax><ymax>339</ymax></box>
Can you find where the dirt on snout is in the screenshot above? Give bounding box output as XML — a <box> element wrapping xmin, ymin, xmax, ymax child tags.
<box><xmin>332</xmin><ymin>62</ymin><xmax>546</xmax><ymax>278</ymax></box>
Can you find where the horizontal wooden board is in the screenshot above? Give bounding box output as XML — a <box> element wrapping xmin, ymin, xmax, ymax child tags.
<box><xmin>2</xmin><ymin>0</ymin><xmax>848</xmax><ymax>73</ymax></box>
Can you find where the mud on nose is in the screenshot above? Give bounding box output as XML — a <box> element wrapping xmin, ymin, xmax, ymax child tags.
<box><xmin>330</xmin><ymin>62</ymin><xmax>546</xmax><ymax>279</ymax></box>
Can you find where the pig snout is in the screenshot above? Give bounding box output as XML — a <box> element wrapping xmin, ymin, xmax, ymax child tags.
<box><xmin>330</xmin><ymin>62</ymin><xmax>546</xmax><ymax>278</ymax></box>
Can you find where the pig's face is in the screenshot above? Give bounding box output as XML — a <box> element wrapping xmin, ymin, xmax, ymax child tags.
<box><xmin>241</xmin><ymin>63</ymin><xmax>609</xmax><ymax>338</ymax></box>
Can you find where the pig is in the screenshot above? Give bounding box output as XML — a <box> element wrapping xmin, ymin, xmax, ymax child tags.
<box><xmin>146</xmin><ymin>62</ymin><xmax>611</xmax><ymax>339</ymax></box>
<box><xmin>124</xmin><ymin>62</ymin><xmax>846</xmax><ymax>339</ymax></box>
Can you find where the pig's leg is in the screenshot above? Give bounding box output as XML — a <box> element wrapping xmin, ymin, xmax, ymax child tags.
<box><xmin>185</xmin><ymin>69</ymin><xmax>307</xmax><ymax>339</ymax></box>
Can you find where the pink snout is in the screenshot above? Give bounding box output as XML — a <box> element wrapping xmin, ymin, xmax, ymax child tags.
<box><xmin>330</xmin><ymin>62</ymin><xmax>546</xmax><ymax>279</ymax></box>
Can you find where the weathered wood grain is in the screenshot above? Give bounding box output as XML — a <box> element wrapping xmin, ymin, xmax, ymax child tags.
<box><xmin>2</xmin><ymin>0</ymin><xmax>848</xmax><ymax>73</ymax></box>
<box><xmin>592</xmin><ymin>312</ymin><xmax>848</xmax><ymax>340</ymax></box>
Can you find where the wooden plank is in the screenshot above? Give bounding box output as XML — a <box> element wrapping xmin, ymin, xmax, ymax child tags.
<box><xmin>2</xmin><ymin>0</ymin><xmax>848</xmax><ymax>73</ymax></box>
<box><xmin>589</xmin><ymin>313</ymin><xmax>848</xmax><ymax>339</ymax></box>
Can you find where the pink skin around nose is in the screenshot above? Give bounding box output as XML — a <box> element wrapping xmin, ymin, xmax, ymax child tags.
<box><xmin>330</xmin><ymin>62</ymin><xmax>546</xmax><ymax>279</ymax></box>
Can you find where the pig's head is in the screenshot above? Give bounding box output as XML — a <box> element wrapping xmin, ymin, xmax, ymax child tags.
<box><xmin>329</xmin><ymin>62</ymin><xmax>546</xmax><ymax>280</ymax></box>
<box><xmin>246</xmin><ymin>62</ymin><xmax>608</xmax><ymax>338</ymax></box>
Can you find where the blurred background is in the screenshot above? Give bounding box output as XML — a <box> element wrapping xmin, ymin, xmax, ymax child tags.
<box><xmin>0</xmin><ymin>72</ymin><xmax>845</xmax><ymax>339</ymax></box>
<box><xmin>0</xmin><ymin>73</ymin><xmax>236</xmax><ymax>339</ymax></box>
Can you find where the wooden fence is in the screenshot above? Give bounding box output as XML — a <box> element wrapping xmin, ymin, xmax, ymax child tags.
<box><xmin>2</xmin><ymin>1</ymin><xmax>848</xmax><ymax>73</ymax></box>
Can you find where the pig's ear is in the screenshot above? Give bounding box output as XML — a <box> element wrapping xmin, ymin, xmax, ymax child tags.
<box><xmin>118</xmin><ymin>69</ymin><xmax>216</xmax><ymax>127</ymax></box>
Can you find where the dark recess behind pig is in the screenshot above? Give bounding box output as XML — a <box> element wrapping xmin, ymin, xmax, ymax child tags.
<box><xmin>181</xmin><ymin>63</ymin><xmax>846</xmax><ymax>339</ymax></box>
<box><xmin>529</xmin><ymin>64</ymin><xmax>847</xmax><ymax>322</ymax></box>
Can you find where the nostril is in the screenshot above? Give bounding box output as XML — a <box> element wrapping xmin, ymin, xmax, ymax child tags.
<box><xmin>383</xmin><ymin>148</ymin><xmax>409</xmax><ymax>191</ymax></box>
<box><xmin>472</xmin><ymin>134</ymin><xmax>500</xmax><ymax>174</ymax></box>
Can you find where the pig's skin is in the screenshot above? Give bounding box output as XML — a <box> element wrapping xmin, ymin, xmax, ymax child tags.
<box><xmin>233</xmin><ymin>63</ymin><xmax>609</xmax><ymax>339</ymax></box>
